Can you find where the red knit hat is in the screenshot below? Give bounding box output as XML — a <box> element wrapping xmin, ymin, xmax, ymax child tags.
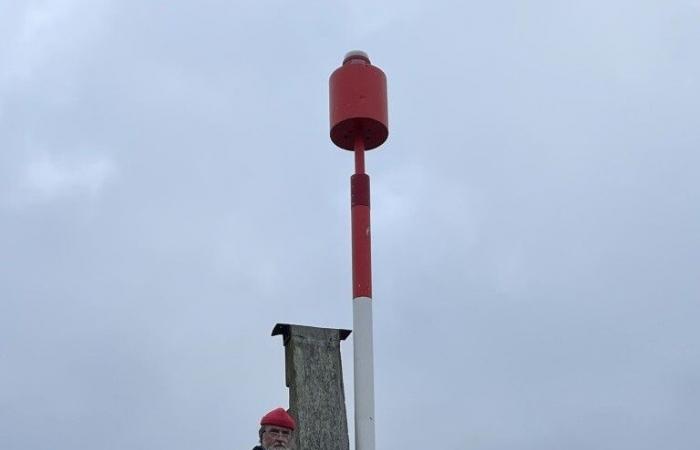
<box><xmin>260</xmin><ymin>408</ymin><xmax>296</xmax><ymax>430</ymax></box>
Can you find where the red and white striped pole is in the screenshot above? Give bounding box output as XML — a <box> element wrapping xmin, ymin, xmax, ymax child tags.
<box><xmin>330</xmin><ymin>51</ymin><xmax>388</xmax><ymax>450</ymax></box>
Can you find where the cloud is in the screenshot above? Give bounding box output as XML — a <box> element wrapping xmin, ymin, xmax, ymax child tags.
<box><xmin>16</xmin><ymin>153</ymin><xmax>116</xmax><ymax>202</ymax></box>
<box><xmin>0</xmin><ymin>0</ymin><xmax>109</xmax><ymax>89</ymax></box>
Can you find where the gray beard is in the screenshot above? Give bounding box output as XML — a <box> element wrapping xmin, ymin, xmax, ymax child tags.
<box><xmin>265</xmin><ymin>446</ymin><xmax>288</xmax><ymax>450</ymax></box>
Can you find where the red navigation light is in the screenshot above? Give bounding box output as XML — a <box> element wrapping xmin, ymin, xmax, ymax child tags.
<box><xmin>329</xmin><ymin>51</ymin><xmax>388</xmax><ymax>151</ymax></box>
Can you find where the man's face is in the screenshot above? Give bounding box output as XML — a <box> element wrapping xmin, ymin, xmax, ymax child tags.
<box><xmin>261</xmin><ymin>425</ymin><xmax>293</xmax><ymax>450</ymax></box>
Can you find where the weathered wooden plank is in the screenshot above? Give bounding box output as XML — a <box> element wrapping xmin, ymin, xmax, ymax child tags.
<box><xmin>272</xmin><ymin>324</ymin><xmax>351</xmax><ymax>450</ymax></box>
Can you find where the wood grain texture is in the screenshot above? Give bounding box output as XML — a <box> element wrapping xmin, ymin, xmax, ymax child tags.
<box><xmin>273</xmin><ymin>324</ymin><xmax>351</xmax><ymax>450</ymax></box>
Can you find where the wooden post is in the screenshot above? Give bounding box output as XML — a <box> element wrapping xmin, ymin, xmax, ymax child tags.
<box><xmin>272</xmin><ymin>324</ymin><xmax>351</xmax><ymax>450</ymax></box>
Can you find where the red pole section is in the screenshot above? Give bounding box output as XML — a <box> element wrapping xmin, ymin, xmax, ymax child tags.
<box><xmin>354</xmin><ymin>137</ymin><xmax>366</xmax><ymax>174</ymax></box>
<box><xmin>351</xmin><ymin>136</ymin><xmax>372</xmax><ymax>299</ymax></box>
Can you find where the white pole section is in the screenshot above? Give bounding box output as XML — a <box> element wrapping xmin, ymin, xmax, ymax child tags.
<box><xmin>353</xmin><ymin>297</ymin><xmax>375</xmax><ymax>450</ymax></box>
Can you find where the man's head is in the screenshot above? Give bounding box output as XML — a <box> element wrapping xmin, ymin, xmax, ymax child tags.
<box><xmin>258</xmin><ymin>408</ymin><xmax>296</xmax><ymax>450</ymax></box>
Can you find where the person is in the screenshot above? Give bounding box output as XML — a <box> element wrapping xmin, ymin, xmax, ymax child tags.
<box><xmin>252</xmin><ymin>407</ymin><xmax>296</xmax><ymax>450</ymax></box>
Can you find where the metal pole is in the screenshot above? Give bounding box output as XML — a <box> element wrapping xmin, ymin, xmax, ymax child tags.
<box><xmin>329</xmin><ymin>51</ymin><xmax>387</xmax><ymax>450</ymax></box>
<box><xmin>351</xmin><ymin>135</ymin><xmax>375</xmax><ymax>450</ymax></box>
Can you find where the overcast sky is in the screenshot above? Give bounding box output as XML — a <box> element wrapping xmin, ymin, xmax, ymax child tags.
<box><xmin>1</xmin><ymin>1</ymin><xmax>699</xmax><ymax>449</ymax></box>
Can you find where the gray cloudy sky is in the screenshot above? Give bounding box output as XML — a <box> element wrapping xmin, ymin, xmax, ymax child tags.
<box><xmin>1</xmin><ymin>1</ymin><xmax>699</xmax><ymax>449</ymax></box>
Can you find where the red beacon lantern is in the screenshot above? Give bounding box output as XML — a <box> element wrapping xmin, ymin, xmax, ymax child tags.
<box><xmin>329</xmin><ymin>51</ymin><xmax>388</xmax><ymax>151</ymax></box>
